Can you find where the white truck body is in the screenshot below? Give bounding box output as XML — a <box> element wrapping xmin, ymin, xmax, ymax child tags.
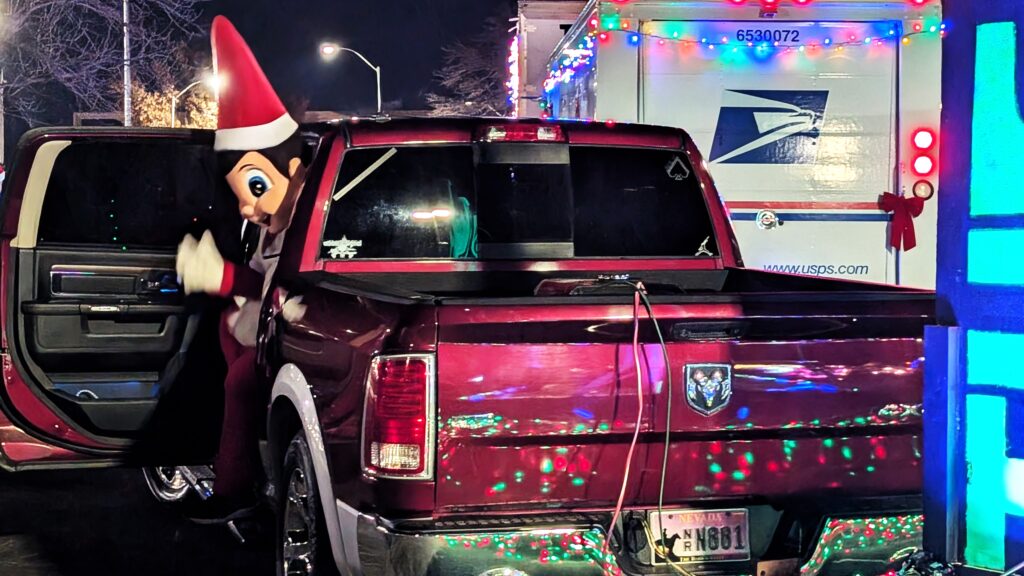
<box><xmin>532</xmin><ymin>0</ymin><xmax>942</xmax><ymax>287</ymax></box>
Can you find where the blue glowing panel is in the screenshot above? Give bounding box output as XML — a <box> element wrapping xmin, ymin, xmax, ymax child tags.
<box><xmin>967</xmin><ymin>229</ymin><xmax>1024</xmax><ymax>286</ymax></box>
<box><xmin>964</xmin><ymin>394</ymin><xmax>1008</xmax><ymax>569</ymax></box>
<box><xmin>967</xmin><ymin>331</ymin><xmax>1024</xmax><ymax>386</ymax></box>
<box><xmin>970</xmin><ymin>22</ymin><xmax>1024</xmax><ymax>217</ymax></box>
<box><xmin>965</xmin><ymin>330</ymin><xmax>1024</xmax><ymax>569</ymax></box>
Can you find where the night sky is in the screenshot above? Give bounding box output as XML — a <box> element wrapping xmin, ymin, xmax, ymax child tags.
<box><xmin>204</xmin><ymin>0</ymin><xmax>514</xmax><ymax>114</ymax></box>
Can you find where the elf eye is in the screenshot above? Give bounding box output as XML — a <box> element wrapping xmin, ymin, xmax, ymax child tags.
<box><xmin>245</xmin><ymin>169</ymin><xmax>272</xmax><ymax>197</ymax></box>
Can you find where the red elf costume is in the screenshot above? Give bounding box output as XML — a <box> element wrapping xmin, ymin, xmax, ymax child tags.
<box><xmin>176</xmin><ymin>15</ymin><xmax>306</xmax><ymax>517</ymax></box>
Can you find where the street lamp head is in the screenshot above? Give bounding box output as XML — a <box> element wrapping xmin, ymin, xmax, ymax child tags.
<box><xmin>203</xmin><ymin>73</ymin><xmax>224</xmax><ymax>98</ymax></box>
<box><xmin>319</xmin><ymin>42</ymin><xmax>341</xmax><ymax>61</ymax></box>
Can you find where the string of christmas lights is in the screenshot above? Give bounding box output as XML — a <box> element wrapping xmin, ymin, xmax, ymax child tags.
<box><xmin>543</xmin><ymin>20</ymin><xmax>946</xmax><ymax>94</ymax></box>
<box><xmin>507</xmin><ymin>34</ymin><xmax>521</xmax><ymax>115</ymax></box>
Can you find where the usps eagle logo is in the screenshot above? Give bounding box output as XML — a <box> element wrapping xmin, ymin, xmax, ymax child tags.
<box><xmin>686</xmin><ymin>364</ymin><xmax>733</xmax><ymax>416</ymax></box>
<box><xmin>710</xmin><ymin>90</ymin><xmax>828</xmax><ymax>165</ymax></box>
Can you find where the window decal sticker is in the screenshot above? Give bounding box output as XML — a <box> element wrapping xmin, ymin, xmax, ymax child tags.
<box><xmin>665</xmin><ymin>155</ymin><xmax>691</xmax><ymax>181</ymax></box>
<box><xmin>323</xmin><ymin>236</ymin><xmax>363</xmax><ymax>259</ymax></box>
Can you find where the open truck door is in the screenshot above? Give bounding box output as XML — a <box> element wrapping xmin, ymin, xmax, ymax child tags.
<box><xmin>0</xmin><ymin>128</ymin><xmax>232</xmax><ymax>469</ymax></box>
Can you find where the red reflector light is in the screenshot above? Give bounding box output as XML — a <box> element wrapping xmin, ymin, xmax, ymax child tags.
<box><xmin>913</xmin><ymin>129</ymin><xmax>936</xmax><ymax>150</ymax></box>
<box><xmin>362</xmin><ymin>355</ymin><xmax>434</xmax><ymax>478</ymax></box>
<box><xmin>477</xmin><ymin>124</ymin><xmax>566</xmax><ymax>143</ymax></box>
<box><xmin>913</xmin><ymin>155</ymin><xmax>935</xmax><ymax>176</ymax></box>
<box><xmin>794</xmin><ymin>0</ymin><xmax>812</xmax><ymax>4</ymax></box>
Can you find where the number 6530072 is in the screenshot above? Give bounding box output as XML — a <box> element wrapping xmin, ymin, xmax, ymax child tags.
<box><xmin>735</xmin><ymin>29</ymin><xmax>801</xmax><ymax>43</ymax></box>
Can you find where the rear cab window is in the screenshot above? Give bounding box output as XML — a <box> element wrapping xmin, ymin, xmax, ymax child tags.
<box><xmin>321</xmin><ymin>143</ymin><xmax>718</xmax><ymax>261</ymax></box>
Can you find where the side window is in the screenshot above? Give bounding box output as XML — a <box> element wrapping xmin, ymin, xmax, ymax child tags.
<box><xmin>321</xmin><ymin>146</ymin><xmax>477</xmax><ymax>260</ymax></box>
<box><xmin>38</xmin><ymin>141</ymin><xmax>221</xmax><ymax>249</ymax></box>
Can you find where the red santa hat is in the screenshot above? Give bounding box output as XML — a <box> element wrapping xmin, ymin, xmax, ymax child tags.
<box><xmin>211</xmin><ymin>16</ymin><xmax>298</xmax><ymax>152</ymax></box>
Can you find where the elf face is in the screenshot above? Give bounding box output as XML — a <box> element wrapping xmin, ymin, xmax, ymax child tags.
<box><xmin>225</xmin><ymin>151</ymin><xmax>304</xmax><ymax>234</ymax></box>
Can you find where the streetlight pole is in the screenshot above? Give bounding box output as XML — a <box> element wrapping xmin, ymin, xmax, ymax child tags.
<box><xmin>170</xmin><ymin>80</ymin><xmax>202</xmax><ymax>128</ymax></box>
<box><xmin>123</xmin><ymin>0</ymin><xmax>132</xmax><ymax>126</ymax></box>
<box><xmin>320</xmin><ymin>43</ymin><xmax>383</xmax><ymax>116</ymax></box>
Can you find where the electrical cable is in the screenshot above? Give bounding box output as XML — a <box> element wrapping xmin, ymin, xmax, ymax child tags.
<box><xmin>635</xmin><ymin>290</ymin><xmax>678</xmax><ymax>565</ymax></box>
<box><xmin>602</xmin><ymin>280</ymin><xmax>695</xmax><ymax>576</ymax></box>
<box><xmin>636</xmin><ymin>290</ymin><xmax>697</xmax><ymax>576</ymax></box>
<box><xmin>606</xmin><ymin>283</ymin><xmax>646</xmax><ymax>552</ymax></box>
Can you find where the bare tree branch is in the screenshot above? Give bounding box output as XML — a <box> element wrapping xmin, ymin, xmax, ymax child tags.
<box><xmin>425</xmin><ymin>16</ymin><xmax>513</xmax><ymax>118</ymax></box>
<box><xmin>2</xmin><ymin>0</ymin><xmax>210</xmax><ymax>125</ymax></box>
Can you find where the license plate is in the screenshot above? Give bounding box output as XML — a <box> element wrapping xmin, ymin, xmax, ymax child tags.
<box><xmin>648</xmin><ymin>508</ymin><xmax>750</xmax><ymax>563</ymax></box>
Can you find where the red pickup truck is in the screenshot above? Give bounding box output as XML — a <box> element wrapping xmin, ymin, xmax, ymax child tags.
<box><xmin>1</xmin><ymin>119</ymin><xmax>931</xmax><ymax>576</ymax></box>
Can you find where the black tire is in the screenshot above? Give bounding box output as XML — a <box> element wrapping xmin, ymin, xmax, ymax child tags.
<box><xmin>277</xmin><ymin>432</ymin><xmax>339</xmax><ymax>576</ymax></box>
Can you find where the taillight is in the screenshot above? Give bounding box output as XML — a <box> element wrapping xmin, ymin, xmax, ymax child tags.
<box><xmin>362</xmin><ymin>354</ymin><xmax>435</xmax><ymax>479</ymax></box>
<box><xmin>912</xmin><ymin>129</ymin><xmax>936</xmax><ymax>151</ymax></box>
<box><xmin>912</xmin><ymin>155</ymin><xmax>935</xmax><ymax>176</ymax></box>
<box><xmin>909</xmin><ymin>127</ymin><xmax>938</xmax><ymax>197</ymax></box>
<box><xmin>476</xmin><ymin>124</ymin><xmax>566</xmax><ymax>143</ymax></box>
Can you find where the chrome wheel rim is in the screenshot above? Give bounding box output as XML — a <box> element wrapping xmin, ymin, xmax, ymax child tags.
<box><xmin>143</xmin><ymin>466</ymin><xmax>190</xmax><ymax>502</ymax></box>
<box><xmin>282</xmin><ymin>467</ymin><xmax>315</xmax><ymax>575</ymax></box>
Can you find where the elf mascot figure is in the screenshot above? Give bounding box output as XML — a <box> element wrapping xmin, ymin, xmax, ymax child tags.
<box><xmin>176</xmin><ymin>15</ymin><xmax>306</xmax><ymax>520</ymax></box>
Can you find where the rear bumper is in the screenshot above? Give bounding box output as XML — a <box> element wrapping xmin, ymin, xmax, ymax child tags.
<box><xmin>336</xmin><ymin>502</ymin><xmax>922</xmax><ymax>576</ymax></box>
<box><xmin>344</xmin><ymin>505</ymin><xmax>615</xmax><ymax>576</ymax></box>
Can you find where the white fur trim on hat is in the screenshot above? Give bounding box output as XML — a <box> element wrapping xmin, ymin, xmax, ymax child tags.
<box><xmin>215</xmin><ymin>112</ymin><xmax>299</xmax><ymax>152</ymax></box>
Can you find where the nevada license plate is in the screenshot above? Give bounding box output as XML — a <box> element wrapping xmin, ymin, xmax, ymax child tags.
<box><xmin>648</xmin><ymin>508</ymin><xmax>750</xmax><ymax>563</ymax></box>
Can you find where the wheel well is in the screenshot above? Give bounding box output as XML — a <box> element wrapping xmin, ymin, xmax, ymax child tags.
<box><xmin>267</xmin><ymin>397</ymin><xmax>302</xmax><ymax>489</ymax></box>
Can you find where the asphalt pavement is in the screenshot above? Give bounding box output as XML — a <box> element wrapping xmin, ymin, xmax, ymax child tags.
<box><xmin>0</xmin><ymin>467</ymin><xmax>274</xmax><ymax>576</ymax></box>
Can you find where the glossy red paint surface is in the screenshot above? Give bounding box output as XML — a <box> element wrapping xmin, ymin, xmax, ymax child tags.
<box><xmin>0</xmin><ymin>407</ymin><xmax>89</xmax><ymax>466</ymax></box>
<box><xmin>432</xmin><ymin>302</ymin><xmax>924</xmax><ymax>512</ymax></box>
<box><xmin>2</xmin><ymin>355</ymin><xmax>108</xmax><ymax>449</ymax></box>
<box><xmin>300</xmin><ymin>132</ymin><xmax>343</xmax><ymax>273</ymax></box>
<box><xmin>321</xmin><ymin>258</ymin><xmax>722</xmax><ymax>275</ymax></box>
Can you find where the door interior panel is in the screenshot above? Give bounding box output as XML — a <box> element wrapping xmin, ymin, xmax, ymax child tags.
<box><xmin>11</xmin><ymin>247</ymin><xmax>212</xmax><ymax>437</ymax></box>
<box><xmin>2</xmin><ymin>131</ymin><xmax>237</xmax><ymax>460</ymax></box>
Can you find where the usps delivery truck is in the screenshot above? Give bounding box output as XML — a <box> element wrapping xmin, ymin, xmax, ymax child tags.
<box><xmin>537</xmin><ymin>0</ymin><xmax>942</xmax><ymax>288</ymax></box>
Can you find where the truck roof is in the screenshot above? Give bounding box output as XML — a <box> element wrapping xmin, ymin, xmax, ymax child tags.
<box><xmin>312</xmin><ymin>116</ymin><xmax>694</xmax><ymax>150</ymax></box>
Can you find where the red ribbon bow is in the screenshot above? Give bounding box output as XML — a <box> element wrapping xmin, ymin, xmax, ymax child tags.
<box><xmin>879</xmin><ymin>192</ymin><xmax>925</xmax><ymax>251</ymax></box>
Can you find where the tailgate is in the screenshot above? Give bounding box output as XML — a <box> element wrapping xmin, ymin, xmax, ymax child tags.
<box><xmin>434</xmin><ymin>295</ymin><xmax>928</xmax><ymax>513</ymax></box>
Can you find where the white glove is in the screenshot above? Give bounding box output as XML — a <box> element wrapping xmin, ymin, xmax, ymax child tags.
<box><xmin>176</xmin><ymin>234</ymin><xmax>198</xmax><ymax>283</ymax></box>
<box><xmin>281</xmin><ymin>295</ymin><xmax>307</xmax><ymax>323</ymax></box>
<box><xmin>178</xmin><ymin>230</ymin><xmax>226</xmax><ymax>295</ymax></box>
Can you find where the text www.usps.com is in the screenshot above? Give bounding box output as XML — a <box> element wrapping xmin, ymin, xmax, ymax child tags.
<box><xmin>763</xmin><ymin>264</ymin><xmax>871</xmax><ymax>276</ymax></box>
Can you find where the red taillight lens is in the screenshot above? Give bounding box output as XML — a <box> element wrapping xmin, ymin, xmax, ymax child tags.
<box><xmin>912</xmin><ymin>129</ymin><xmax>935</xmax><ymax>150</ymax></box>
<box><xmin>476</xmin><ymin>124</ymin><xmax>566</xmax><ymax>143</ymax></box>
<box><xmin>362</xmin><ymin>355</ymin><xmax>434</xmax><ymax>478</ymax></box>
<box><xmin>910</xmin><ymin>127</ymin><xmax>938</xmax><ymax>178</ymax></box>
<box><xmin>912</xmin><ymin>155</ymin><xmax>935</xmax><ymax>176</ymax></box>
